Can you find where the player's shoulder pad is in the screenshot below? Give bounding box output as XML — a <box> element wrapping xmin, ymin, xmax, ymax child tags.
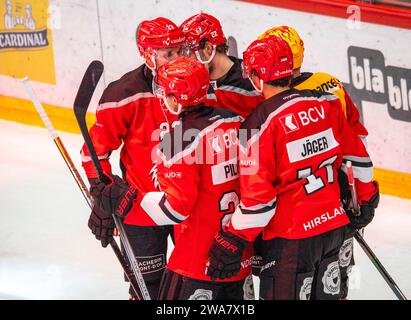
<box><xmin>312</xmin><ymin>71</ymin><xmax>337</xmax><ymax>80</ymax></box>
<box><xmin>240</xmin><ymin>89</ymin><xmax>339</xmax><ymax>132</ymax></box>
<box><xmin>98</xmin><ymin>64</ymin><xmax>153</xmax><ymax>105</ymax></box>
<box><xmin>290</xmin><ymin>72</ymin><xmax>314</xmax><ymax>88</ymax></box>
<box><xmin>311</xmin><ymin>71</ymin><xmax>342</xmax><ymax>84</ymax></box>
<box><xmin>213</xmin><ymin>56</ymin><xmax>258</xmax><ymax>94</ymax></box>
<box><xmin>209</xmin><ymin>106</ymin><xmax>241</xmax><ymax>120</ymax></box>
<box><xmin>184</xmin><ymin>106</ymin><xmax>241</xmax><ymax>133</ymax></box>
<box><xmin>299</xmin><ymin>89</ymin><xmax>341</xmax><ymax>104</ymax></box>
<box><xmin>240</xmin><ymin>88</ymin><xmax>298</xmax><ymax>131</ymax></box>
<box><xmin>311</xmin><ymin>71</ymin><xmax>344</xmax><ymax>90</ymax></box>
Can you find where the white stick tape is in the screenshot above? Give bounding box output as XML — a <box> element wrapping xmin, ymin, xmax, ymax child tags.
<box><xmin>21</xmin><ymin>77</ymin><xmax>59</xmax><ymax>139</ymax></box>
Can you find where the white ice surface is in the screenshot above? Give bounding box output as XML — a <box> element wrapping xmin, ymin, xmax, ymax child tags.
<box><xmin>0</xmin><ymin>119</ymin><xmax>410</xmax><ymax>300</ymax></box>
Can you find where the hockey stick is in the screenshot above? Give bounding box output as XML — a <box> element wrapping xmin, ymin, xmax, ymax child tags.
<box><xmin>227</xmin><ymin>36</ymin><xmax>239</xmax><ymax>59</ymax></box>
<box><xmin>346</xmin><ymin>161</ymin><xmax>407</xmax><ymax>300</ymax></box>
<box><xmin>22</xmin><ymin>77</ymin><xmax>92</xmax><ymax>208</ymax></box>
<box><xmin>73</xmin><ymin>61</ymin><xmax>151</xmax><ymax>300</ymax></box>
<box><xmin>21</xmin><ymin>75</ymin><xmax>143</xmax><ymax>301</ymax></box>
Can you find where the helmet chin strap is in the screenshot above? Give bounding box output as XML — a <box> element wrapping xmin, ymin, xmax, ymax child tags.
<box><xmin>249</xmin><ymin>77</ymin><xmax>264</xmax><ymax>94</ymax></box>
<box><xmin>162</xmin><ymin>97</ymin><xmax>182</xmax><ymax>115</ymax></box>
<box><xmin>144</xmin><ymin>50</ymin><xmax>157</xmax><ymax>75</ymax></box>
<box><xmin>195</xmin><ymin>45</ymin><xmax>216</xmax><ymax>65</ymax></box>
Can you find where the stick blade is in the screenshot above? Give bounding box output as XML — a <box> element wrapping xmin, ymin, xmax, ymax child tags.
<box><xmin>227</xmin><ymin>36</ymin><xmax>239</xmax><ymax>58</ymax></box>
<box><xmin>73</xmin><ymin>60</ymin><xmax>104</xmax><ymax>117</ymax></box>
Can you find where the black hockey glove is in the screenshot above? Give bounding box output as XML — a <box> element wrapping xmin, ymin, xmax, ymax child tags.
<box><xmin>346</xmin><ymin>184</ymin><xmax>380</xmax><ymax>230</ymax></box>
<box><xmin>206</xmin><ymin>230</ymin><xmax>249</xmax><ymax>281</ymax></box>
<box><xmin>338</xmin><ymin>169</ymin><xmax>350</xmax><ymax>211</ymax></box>
<box><xmin>88</xmin><ymin>205</ymin><xmax>115</xmax><ymax>248</ymax></box>
<box><xmin>89</xmin><ymin>173</ymin><xmax>137</xmax><ymax>219</ymax></box>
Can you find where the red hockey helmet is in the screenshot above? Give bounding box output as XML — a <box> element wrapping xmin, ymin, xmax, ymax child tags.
<box><xmin>180</xmin><ymin>13</ymin><xmax>227</xmax><ymax>50</ymax></box>
<box><xmin>242</xmin><ymin>37</ymin><xmax>293</xmax><ymax>84</ymax></box>
<box><xmin>180</xmin><ymin>13</ymin><xmax>227</xmax><ymax>64</ymax></box>
<box><xmin>137</xmin><ymin>17</ymin><xmax>186</xmax><ymax>56</ymax></box>
<box><xmin>154</xmin><ymin>57</ymin><xmax>210</xmax><ymax>112</ymax></box>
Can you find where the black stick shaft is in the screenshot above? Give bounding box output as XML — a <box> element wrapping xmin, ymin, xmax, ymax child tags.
<box><xmin>77</xmin><ymin>120</ymin><xmax>105</xmax><ymax>180</ymax></box>
<box><xmin>354</xmin><ymin>232</ymin><xmax>407</xmax><ymax>300</ymax></box>
<box><xmin>79</xmin><ymin>123</ymin><xmax>150</xmax><ymax>300</ymax></box>
<box><xmin>346</xmin><ymin>162</ymin><xmax>407</xmax><ymax>300</ymax></box>
<box><xmin>73</xmin><ymin>61</ymin><xmax>150</xmax><ymax>300</ymax></box>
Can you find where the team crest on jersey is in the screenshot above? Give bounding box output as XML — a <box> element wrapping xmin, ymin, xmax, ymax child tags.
<box><xmin>299</xmin><ymin>276</ymin><xmax>313</xmax><ymax>300</ymax></box>
<box><xmin>339</xmin><ymin>238</ymin><xmax>353</xmax><ymax>268</ymax></box>
<box><xmin>188</xmin><ymin>289</ymin><xmax>213</xmax><ymax>300</ymax></box>
<box><xmin>279</xmin><ymin>113</ymin><xmax>299</xmax><ymax>134</ymax></box>
<box><xmin>321</xmin><ymin>261</ymin><xmax>341</xmax><ymax>295</ymax></box>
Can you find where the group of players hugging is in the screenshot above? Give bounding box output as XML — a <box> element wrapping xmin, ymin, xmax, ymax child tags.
<box><xmin>82</xmin><ymin>13</ymin><xmax>379</xmax><ymax>300</ymax></box>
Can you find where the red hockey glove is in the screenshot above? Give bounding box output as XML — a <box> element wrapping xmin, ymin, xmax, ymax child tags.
<box><xmin>206</xmin><ymin>230</ymin><xmax>249</xmax><ymax>281</ymax></box>
<box><xmin>89</xmin><ymin>173</ymin><xmax>137</xmax><ymax>219</ymax></box>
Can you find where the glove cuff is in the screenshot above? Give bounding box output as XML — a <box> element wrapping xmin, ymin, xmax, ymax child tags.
<box><xmin>368</xmin><ymin>181</ymin><xmax>380</xmax><ymax>208</ymax></box>
<box><xmin>217</xmin><ymin>230</ymin><xmax>249</xmax><ymax>253</ymax></box>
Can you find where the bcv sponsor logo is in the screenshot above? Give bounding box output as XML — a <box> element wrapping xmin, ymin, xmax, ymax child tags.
<box><xmin>280</xmin><ymin>105</ymin><xmax>325</xmax><ymax>134</ymax></box>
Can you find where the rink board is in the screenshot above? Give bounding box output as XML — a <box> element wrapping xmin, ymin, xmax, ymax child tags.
<box><xmin>1</xmin><ymin>0</ymin><xmax>410</xmax><ymax>197</ymax></box>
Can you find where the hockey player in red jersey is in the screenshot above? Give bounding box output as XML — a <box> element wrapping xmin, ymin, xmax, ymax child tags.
<box><xmin>180</xmin><ymin>12</ymin><xmax>264</xmax><ymax>275</ymax></box>
<box><xmin>82</xmin><ymin>17</ymin><xmax>186</xmax><ymax>299</ymax></box>
<box><xmin>258</xmin><ymin>25</ymin><xmax>367</xmax><ymax>147</ymax></box>
<box><xmin>258</xmin><ymin>25</ymin><xmax>371</xmax><ymax>298</ymax></box>
<box><xmin>92</xmin><ymin>57</ymin><xmax>254</xmax><ymax>300</ymax></box>
<box><xmin>206</xmin><ymin>37</ymin><xmax>379</xmax><ymax>300</ymax></box>
<box><xmin>180</xmin><ymin>13</ymin><xmax>264</xmax><ymax>118</ymax></box>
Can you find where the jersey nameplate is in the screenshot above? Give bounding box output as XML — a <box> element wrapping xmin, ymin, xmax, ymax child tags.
<box><xmin>211</xmin><ymin>158</ymin><xmax>239</xmax><ymax>185</ymax></box>
<box><xmin>286</xmin><ymin>128</ymin><xmax>339</xmax><ymax>163</ymax></box>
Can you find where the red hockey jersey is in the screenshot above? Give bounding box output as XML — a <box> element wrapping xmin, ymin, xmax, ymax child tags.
<box><xmin>128</xmin><ymin>106</ymin><xmax>253</xmax><ymax>282</ymax></box>
<box><xmin>208</xmin><ymin>56</ymin><xmax>264</xmax><ymax>118</ymax></box>
<box><xmin>228</xmin><ymin>88</ymin><xmax>378</xmax><ymax>242</ymax></box>
<box><xmin>81</xmin><ymin>65</ymin><xmax>179</xmax><ymax>225</ymax></box>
